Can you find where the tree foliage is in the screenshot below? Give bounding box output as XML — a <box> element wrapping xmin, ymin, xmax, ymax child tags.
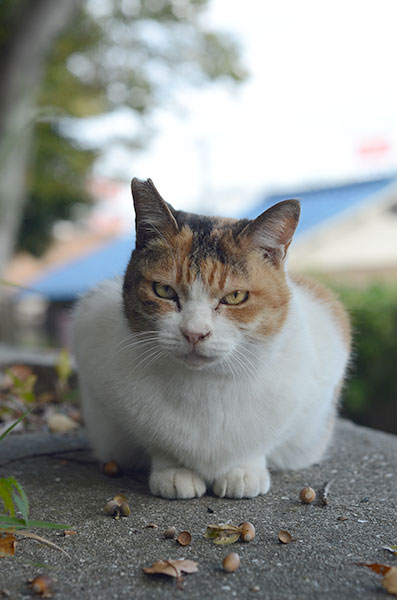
<box><xmin>12</xmin><ymin>0</ymin><xmax>246</xmax><ymax>255</ymax></box>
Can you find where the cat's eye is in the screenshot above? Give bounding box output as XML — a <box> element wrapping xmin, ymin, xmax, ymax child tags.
<box><xmin>221</xmin><ymin>290</ymin><xmax>249</xmax><ymax>305</ymax></box>
<box><xmin>153</xmin><ymin>282</ymin><xmax>178</xmax><ymax>301</ymax></box>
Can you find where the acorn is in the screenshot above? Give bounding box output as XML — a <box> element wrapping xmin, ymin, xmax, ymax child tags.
<box><xmin>278</xmin><ymin>530</ymin><xmax>293</xmax><ymax>544</ymax></box>
<box><xmin>239</xmin><ymin>521</ymin><xmax>256</xmax><ymax>542</ymax></box>
<box><xmin>119</xmin><ymin>501</ymin><xmax>131</xmax><ymax>517</ymax></box>
<box><xmin>113</xmin><ymin>494</ymin><xmax>127</xmax><ymax>506</ymax></box>
<box><xmin>176</xmin><ymin>531</ymin><xmax>192</xmax><ymax>546</ymax></box>
<box><xmin>299</xmin><ymin>486</ymin><xmax>316</xmax><ymax>504</ymax></box>
<box><xmin>222</xmin><ymin>552</ymin><xmax>240</xmax><ymax>572</ymax></box>
<box><xmin>163</xmin><ymin>526</ymin><xmax>177</xmax><ymax>539</ymax></box>
<box><xmin>30</xmin><ymin>575</ymin><xmax>54</xmax><ymax>597</ymax></box>
<box><xmin>104</xmin><ymin>499</ymin><xmax>120</xmax><ymax>517</ymax></box>
<box><xmin>102</xmin><ymin>461</ymin><xmax>121</xmax><ymax>477</ymax></box>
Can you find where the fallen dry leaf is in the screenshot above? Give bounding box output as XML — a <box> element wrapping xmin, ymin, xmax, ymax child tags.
<box><xmin>0</xmin><ymin>534</ymin><xmax>16</xmax><ymax>556</ymax></box>
<box><xmin>63</xmin><ymin>530</ymin><xmax>77</xmax><ymax>536</ymax></box>
<box><xmin>278</xmin><ymin>530</ymin><xmax>293</xmax><ymax>544</ymax></box>
<box><xmin>143</xmin><ymin>558</ymin><xmax>198</xmax><ymax>587</ymax></box>
<box><xmin>47</xmin><ymin>413</ymin><xmax>78</xmax><ymax>433</ymax></box>
<box><xmin>145</xmin><ymin>523</ymin><xmax>158</xmax><ymax>529</ymax></box>
<box><xmin>176</xmin><ymin>531</ymin><xmax>192</xmax><ymax>546</ymax></box>
<box><xmin>357</xmin><ymin>562</ymin><xmax>392</xmax><ymax>576</ymax></box>
<box><xmin>357</xmin><ymin>563</ymin><xmax>397</xmax><ymax>596</ymax></box>
<box><xmin>383</xmin><ymin>568</ymin><xmax>397</xmax><ymax>595</ymax></box>
<box><xmin>204</xmin><ymin>524</ymin><xmax>242</xmax><ymax>545</ymax></box>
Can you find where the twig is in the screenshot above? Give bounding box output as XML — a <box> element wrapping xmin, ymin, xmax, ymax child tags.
<box><xmin>12</xmin><ymin>530</ymin><xmax>72</xmax><ymax>559</ymax></box>
<box><xmin>319</xmin><ymin>480</ymin><xmax>332</xmax><ymax>506</ymax></box>
<box><xmin>0</xmin><ymin>446</ymin><xmax>88</xmax><ymax>467</ymax></box>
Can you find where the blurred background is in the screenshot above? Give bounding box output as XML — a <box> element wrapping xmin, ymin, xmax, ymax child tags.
<box><xmin>1</xmin><ymin>0</ymin><xmax>396</xmax><ymax>435</ymax></box>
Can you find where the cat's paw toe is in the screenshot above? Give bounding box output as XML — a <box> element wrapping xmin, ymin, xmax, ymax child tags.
<box><xmin>149</xmin><ymin>468</ymin><xmax>206</xmax><ymax>499</ymax></box>
<box><xmin>213</xmin><ymin>467</ymin><xmax>270</xmax><ymax>498</ymax></box>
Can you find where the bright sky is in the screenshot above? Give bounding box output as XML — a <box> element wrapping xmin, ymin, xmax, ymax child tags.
<box><xmin>85</xmin><ymin>0</ymin><xmax>397</xmax><ymax>217</ymax></box>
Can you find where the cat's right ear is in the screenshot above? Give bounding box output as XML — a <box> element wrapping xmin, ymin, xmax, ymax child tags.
<box><xmin>131</xmin><ymin>178</ymin><xmax>179</xmax><ymax>250</ymax></box>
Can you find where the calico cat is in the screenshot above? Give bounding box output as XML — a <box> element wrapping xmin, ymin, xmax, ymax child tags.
<box><xmin>72</xmin><ymin>178</ymin><xmax>351</xmax><ymax>499</ymax></box>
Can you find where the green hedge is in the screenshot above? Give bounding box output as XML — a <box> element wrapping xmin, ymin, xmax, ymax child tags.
<box><xmin>335</xmin><ymin>284</ymin><xmax>397</xmax><ymax>434</ymax></box>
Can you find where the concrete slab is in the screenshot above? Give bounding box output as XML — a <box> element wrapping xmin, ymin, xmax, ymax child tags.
<box><xmin>0</xmin><ymin>419</ymin><xmax>396</xmax><ymax>599</ymax></box>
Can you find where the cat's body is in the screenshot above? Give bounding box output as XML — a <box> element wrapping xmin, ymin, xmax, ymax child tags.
<box><xmin>72</xmin><ymin>178</ymin><xmax>350</xmax><ymax>499</ymax></box>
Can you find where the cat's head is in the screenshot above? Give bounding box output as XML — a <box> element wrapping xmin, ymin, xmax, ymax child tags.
<box><xmin>123</xmin><ymin>178</ymin><xmax>300</xmax><ymax>373</ymax></box>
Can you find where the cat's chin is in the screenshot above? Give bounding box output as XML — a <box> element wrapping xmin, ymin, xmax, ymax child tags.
<box><xmin>177</xmin><ymin>352</ymin><xmax>218</xmax><ymax>370</ymax></box>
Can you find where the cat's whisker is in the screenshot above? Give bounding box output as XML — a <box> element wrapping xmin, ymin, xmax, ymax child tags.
<box><xmin>112</xmin><ymin>330</ymin><xmax>159</xmax><ymax>350</ymax></box>
<box><xmin>222</xmin><ymin>355</ymin><xmax>237</xmax><ymax>387</ymax></box>
<box><xmin>236</xmin><ymin>350</ymin><xmax>260</xmax><ymax>376</ymax></box>
<box><xmin>232</xmin><ymin>348</ymin><xmax>261</xmax><ymax>384</ymax></box>
<box><xmin>113</xmin><ymin>336</ymin><xmax>160</xmax><ymax>357</ymax></box>
<box><xmin>130</xmin><ymin>346</ymin><xmax>165</xmax><ymax>372</ymax></box>
<box><xmin>131</xmin><ymin>348</ymin><xmax>169</xmax><ymax>387</ymax></box>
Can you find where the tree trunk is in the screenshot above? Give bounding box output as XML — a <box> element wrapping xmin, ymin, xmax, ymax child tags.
<box><xmin>0</xmin><ymin>0</ymin><xmax>79</xmax><ymax>280</ymax></box>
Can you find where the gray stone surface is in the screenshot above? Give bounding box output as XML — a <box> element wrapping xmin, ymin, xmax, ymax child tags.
<box><xmin>0</xmin><ymin>419</ymin><xmax>396</xmax><ymax>600</ymax></box>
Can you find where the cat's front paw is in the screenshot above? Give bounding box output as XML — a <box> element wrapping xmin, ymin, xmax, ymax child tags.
<box><xmin>212</xmin><ymin>467</ymin><xmax>270</xmax><ymax>499</ymax></box>
<box><xmin>149</xmin><ymin>468</ymin><xmax>206</xmax><ymax>499</ymax></box>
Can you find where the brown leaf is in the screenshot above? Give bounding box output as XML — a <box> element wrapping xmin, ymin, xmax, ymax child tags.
<box><xmin>357</xmin><ymin>562</ymin><xmax>392</xmax><ymax>576</ymax></box>
<box><xmin>382</xmin><ymin>567</ymin><xmax>397</xmax><ymax>595</ymax></box>
<box><xmin>143</xmin><ymin>558</ymin><xmax>198</xmax><ymax>583</ymax></box>
<box><xmin>278</xmin><ymin>530</ymin><xmax>293</xmax><ymax>544</ymax></box>
<box><xmin>145</xmin><ymin>522</ymin><xmax>158</xmax><ymax>529</ymax></box>
<box><xmin>63</xmin><ymin>530</ymin><xmax>77</xmax><ymax>536</ymax></box>
<box><xmin>0</xmin><ymin>534</ymin><xmax>16</xmax><ymax>556</ymax></box>
<box><xmin>176</xmin><ymin>531</ymin><xmax>192</xmax><ymax>546</ymax></box>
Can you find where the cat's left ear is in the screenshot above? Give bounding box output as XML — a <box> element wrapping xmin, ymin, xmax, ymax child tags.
<box><xmin>239</xmin><ymin>199</ymin><xmax>300</xmax><ymax>263</ymax></box>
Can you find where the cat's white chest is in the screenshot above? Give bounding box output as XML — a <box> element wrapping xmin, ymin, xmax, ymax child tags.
<box><xmin>123</xmin><ymin>366</ymin><xmax>282</xmax><ymax>478</ymax></box>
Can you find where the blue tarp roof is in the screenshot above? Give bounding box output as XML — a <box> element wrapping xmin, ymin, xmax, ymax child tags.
<box><xmin>245</xmin><ymin>175</ymin><xmax>397</xmax><ymax>236</ymax></box>
<box><xmin>25</xmin><ymin>175</ymin><xmax>396</xmax><ymax>301</ymax></box>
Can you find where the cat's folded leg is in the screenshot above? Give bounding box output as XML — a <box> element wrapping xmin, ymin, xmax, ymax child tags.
<box><xmin>149</xmin><ymin>454</ymin><xmax>206</xmax><ymax>499</ymax></box>
<box><xmin>212</xmin><ymin>456</ymin><xmax>270</xmax><ymax>499</ymax></box>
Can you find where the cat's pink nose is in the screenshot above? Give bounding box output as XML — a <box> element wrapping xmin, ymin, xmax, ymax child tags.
<box><xmin>181</xmin><ymin>328</ymin><xmax>211</xmax><ymax>345</ymax></box>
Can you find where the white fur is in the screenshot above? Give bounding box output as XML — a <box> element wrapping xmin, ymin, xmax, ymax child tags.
<box><xmin>72</xmin><ymin>275</ymin><xmax>349</xmax><ymax>499</ymax></box>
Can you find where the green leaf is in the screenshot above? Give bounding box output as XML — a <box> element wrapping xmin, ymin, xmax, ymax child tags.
<box><xmin>56</xmin><ymin>348</ymin><xmax>72</xmax><ymax>384</ymax></box>
<box><xmin>0</xmin><ymin>515</ymin><xmax>71</xmax><ymax>530</ymax></box>
<box><xmin>0</xmin><ymin>478</ymin><xmax>15</xmax><ymax>517</ymax></box>
<box><xmin>11</xmin><ymin>480</ymin><xmax>30</xmax><ymax>525</ymax></box>
<box><xmin>0</xmin><ymin>408</ymin><xmax>33</xmax><ymax>441</ymax></box>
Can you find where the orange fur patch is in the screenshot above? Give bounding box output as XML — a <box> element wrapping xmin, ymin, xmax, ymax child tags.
<box><xmin>221</xmin><ymin>252</ymin><xmax>290</xmax><ymax>336</ymax></box>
